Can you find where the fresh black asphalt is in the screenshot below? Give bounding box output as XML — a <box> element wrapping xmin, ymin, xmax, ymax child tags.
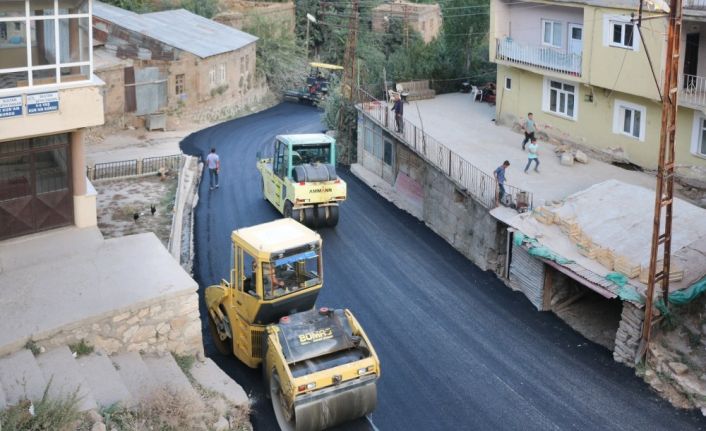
<box><xmin>181</xmin><ymin>102</ymin><xmax>705</xmax><ymax>431</ymax></box>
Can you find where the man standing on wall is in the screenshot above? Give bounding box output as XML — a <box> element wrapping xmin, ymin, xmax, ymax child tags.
<box><xmin>207</xmin><ymin>147</ymin><xmax>220</xmax><ymax>190</ymax></box>
<box><xmin>391</xmin><ymin>94</ymin><xmax>404</xmax><ymax>134</ymax></box>
<box><xmin>521</xmin><ymin>112</ymin><xmax>536</xmax><ymax>150</ymax></box>
<box><xmin>494</xmin><ymin>160</ymin><xmax>510</xmax><ymax>204</ymax></box>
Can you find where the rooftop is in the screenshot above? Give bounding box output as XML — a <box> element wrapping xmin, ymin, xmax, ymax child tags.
<box><xmin>401</xmin><ymin>93</ymin><xmax>658</xmax><ymax>205</ymax></box>
<box><xmin>496</xmin><ymin>180</ymin><xmax>706</xmax><ymax>295</ymax></box>
<box><xmin>93</xmin><ymin>1</ymin><xmax>258</xmax><ymax>59</ymax></box>
<box><xmin>234</xmin><ymin>218</ymin><xmax>321</xmax><ymax>254</ymax></box>
<box><xmin>0</xmin><ymin>227</ymin><xmax>197</xmax><ymax>353</ymax></box>
<box><xmin>373</xmin><ymin>1</ymin><xmax>441</xmax><ymax>13</ymax></box>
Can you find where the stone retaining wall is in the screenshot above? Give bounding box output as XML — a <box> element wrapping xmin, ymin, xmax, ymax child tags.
<box><xmin>613</xmin><ymin>302</ymin><xmax>644</xmax><ymax>366</ymax></box>
<box><xmin>25</xmin><ymin>290</ymin><xmax>203</xmax><ymax>357</ymax></box>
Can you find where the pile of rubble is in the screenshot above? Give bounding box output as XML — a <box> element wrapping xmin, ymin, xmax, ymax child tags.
<box><xmin>554</xmin><ymin>144</ymin><xmax>589</xmax><ymax>167</ymax></box>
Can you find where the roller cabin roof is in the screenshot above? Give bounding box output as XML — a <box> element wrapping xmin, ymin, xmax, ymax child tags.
<box><xmin>232</xmin><ymin>218</ymin><xmax>321</xmax><ymax>254</ymax></box>
<box><xmin>277</xmin><ymin>134</ymin><xmax>336</xmax><ymax>146</ymax></box>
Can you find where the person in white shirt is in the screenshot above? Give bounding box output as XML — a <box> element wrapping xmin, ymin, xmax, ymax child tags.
<box><xmin>206</xmin><ymin>148</ymin><xmax>220</xmax><ymax>190</ymax></box>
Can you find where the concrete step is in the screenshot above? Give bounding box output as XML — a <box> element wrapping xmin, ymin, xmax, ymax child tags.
<box><xmin>112</xmin><ymin>351</ymin><xmax>159</xmax><ymax>402</ymax></box>
<box><xmin>0</xmin><ymin>349</ymin><xmax>48</xmax><ymax>405</ymax></box>
<box><xmin>77</xmin><ymin>353</ymin><xmax>132</xmax><ymax>408</ymax></box>
<box><xmin>191</xmin><ymin>358</ymin><xmax>248</xmax><ymax>406</ymax></box>
<box><xmin>35</xmin><ymin>346</ymin><xmax>97</xmax><ymax>412</ymax></box>
<box><xmin>143</xmin><ymin>354</ymin><xmax>199</xmax><ymax>400</ymax></box>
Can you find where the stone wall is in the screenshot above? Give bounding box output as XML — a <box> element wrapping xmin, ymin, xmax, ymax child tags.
<box><xmin>26</xmin><ymin>290</ymin><xmax>203</xmax><ymax>357</ymax></box>
<box><xmin>613</xmin><ymin>302</ymin><xmax>644</xmax><ymax>366</ymax></box>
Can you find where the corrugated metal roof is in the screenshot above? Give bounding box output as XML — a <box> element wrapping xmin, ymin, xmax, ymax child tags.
<box><xmin>93</xmin><ymin>1</ymin><xmax>258</xmax><ymax>59</ymax></box>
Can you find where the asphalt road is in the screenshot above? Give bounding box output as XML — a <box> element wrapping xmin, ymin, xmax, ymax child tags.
<box><xmin>181</xmin><ymin>102</ymin><xmax>704</xmax><ymax>431</ymax></box>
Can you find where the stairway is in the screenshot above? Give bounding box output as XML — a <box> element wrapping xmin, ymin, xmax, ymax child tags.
<box><xmin>0</xmin><ymin>346</ymin><xmax>248</xmax><ymax>415</ymax></box>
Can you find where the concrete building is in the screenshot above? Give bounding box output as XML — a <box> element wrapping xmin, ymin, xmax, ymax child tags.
<box><xmin>214</xmin><ymin>0</ymin><xmax>295</xmax><ymax>35</ymax></box>
<box><xmin>372</xmin><ymin>1</ymin><xmax>442</xmax><ymax>44</ymax></box>
<box><xmin>0</xmin><ymin>0</ymin><xmax>104</xmax><ymax>241</ymax></box>
<box><xmin>490</xmin><ymin>0</ymin><xmax>706</xmax><ymax>172</ymax></box>
<box><xmin>92</xmin><ymin>1</ymin><xmax>263</xmax><ymax>128</ymax></box>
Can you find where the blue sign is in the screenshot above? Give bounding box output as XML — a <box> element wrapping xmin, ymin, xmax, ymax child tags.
<box><xmin>0</xmin><ymin>96</ymin><xmax>23</xmax><ymax>119</ymax></box>
<box><xmin>27</xmin><ymin>92</ymin><xmax>59</xmax><ymax>115</ymax></box>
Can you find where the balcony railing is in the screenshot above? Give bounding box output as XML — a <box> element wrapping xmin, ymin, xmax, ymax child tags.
<box><xmin>684</xmin><ymin>0</ymin><xmax>706</xmax><ymax>9</ymax></box>
<box><xmin>356</xmin><ymin>89</ymin><xmax>533</xmax><ymax>212</ymax></box>
<box><xmin>495</xmin><ymin>38</ymin><xmax>582</xmax><ymax>77</ymax></box>
<box><xmin>679</xmin><ymin>74</ymin><xmax>706</xmax><ymax>107</ymax></box>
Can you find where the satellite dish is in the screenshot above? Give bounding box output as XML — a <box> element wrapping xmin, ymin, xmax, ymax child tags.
<box><xmin>306</xmin><ymin>13</ymin><xmax>317</xmax><ymax>23</ymax></box>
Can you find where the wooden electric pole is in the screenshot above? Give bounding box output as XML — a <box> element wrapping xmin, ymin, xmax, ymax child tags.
<box><xmin>638</xmin><ymin>0</ymin><xmax>681</xmax><ymax>361</ymax></box>
<box><xmin>341</xmin><ymin>0</ymin><xmax>359</xmax><ymax>101</ymax></box>
<box><xmin>339</xmin><ymin>0</ymin><xmax>359</xmax><ymax>164</ymax></box>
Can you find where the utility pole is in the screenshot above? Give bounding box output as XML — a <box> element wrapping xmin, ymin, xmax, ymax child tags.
<box><xmin>638</xmin><ymin>0</ymin><xmax>681</xmax><ymax>361</ymax></box>
<box><xmin>341</xmin><ymin>0</ymin><xmax>359</xmax><ymax>101</ymax></box>
<box><xmin>339</xmin><ymin>0</ymin><xmax>359</xmax><ymax>164</ymax></box>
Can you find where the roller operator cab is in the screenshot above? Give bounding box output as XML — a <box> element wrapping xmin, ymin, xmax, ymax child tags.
<box><xmin>258</xmin><ymin>134</ymin><xmax>346</xmax><ymax>228</ymax></box>
<box><xmin>205</xmin><ymin>219</ymin><xmax>380</xmax><ymax>431</ymax></box>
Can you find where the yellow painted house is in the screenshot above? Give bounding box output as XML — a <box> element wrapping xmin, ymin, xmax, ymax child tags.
<box><xmin>490</xmin><ymin>0</ymin><xmax>706</xmax><ymax>171</ymax></box>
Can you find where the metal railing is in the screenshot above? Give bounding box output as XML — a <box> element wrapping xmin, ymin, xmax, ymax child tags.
<box><xmin>679</xmin><ymin>73</ymin><xmax>706</xmax><ymax>107</ymax></box>
<box><xmin>143</xmin><ymin>154</ymin><xmax>182</xmax><ymax>174</ymax></box>
<box><xmin>356</xmin><ymin>89</ymin><xmax>533</xmax><ymax>211</ymax></box>
<box><xmin>495</xmin><ymin>38</ymin><xmax>582</xmax><ymax>77</ymax></box>
<box><xmin>684</xmin><ymin>0</ymin><xmax>706</xmax><ymax>9</ymax></box>
<box><xmin>88</xmin><ymin>154</ymin><xmax>183</xmax><ymax>181</ymax></box>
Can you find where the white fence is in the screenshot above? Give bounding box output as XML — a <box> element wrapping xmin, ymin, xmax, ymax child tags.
<box><xmin>495</xmin><ymin>38</ymin><xmax>582</xmax><ymax>77</ymax></box>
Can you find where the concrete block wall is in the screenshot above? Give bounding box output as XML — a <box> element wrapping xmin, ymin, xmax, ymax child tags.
<box><xmin>23</xmin><ymin>291</ymin><xmax>203</xmax><ymax>358</ymax></box>
<box><xmin>395</xmin><ymin>143</ymin><xmax>505</xmax><ymax>272</ymax></box>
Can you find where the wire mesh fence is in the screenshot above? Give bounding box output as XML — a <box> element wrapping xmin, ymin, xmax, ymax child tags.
<box><xmin>357</xmin><ymin>89</ymin><xmax>533</xmax><ymax>211</ymax></box>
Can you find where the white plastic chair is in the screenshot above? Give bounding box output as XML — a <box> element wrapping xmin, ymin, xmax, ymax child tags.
<box><xmin>471</xmin><ymin>85</ymin><xmax>483</xmax><ymax>102</ymax></box>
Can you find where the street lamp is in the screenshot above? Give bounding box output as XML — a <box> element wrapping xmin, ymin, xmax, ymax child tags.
<box><xmin>306</xmin><ymin>13</ymin><xmax>317</xmax><ymax>60</ymax></box>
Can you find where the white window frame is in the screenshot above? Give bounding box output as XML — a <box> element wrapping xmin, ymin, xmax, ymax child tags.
<box><xmin>541</xmin><ymin>19</ymin><xmax>562</xmax><ymax>48</ymax></box>
<box><xmin>612</xmin><ymin>99</ymin><xmax>646</xmax><ymax>141</ymax></box>
<box><xmin>603</xmin><ymin>15</ymin><xmax>639</xmax><ymax>51</ymax></box>
<box><xmin>690</xmin><ymin>111</ymin><xmax>706</xmax><ymax>159</ymax></box>
<box><xmin>0</xmin><ymin>0</ymin><xmax>93</xmax><ymax>96</ymax></box>
<box><xmin>542</xmin><ymin>77</ymin><xmax>578</xmax><ymax>120</ymax></box>
<box><xmin>217</xmin><ymin>63</ymin><xmax>226</xmax><ymax>84</ymax></box>
<box><xmin>208</xmin><ymin>67</ymin><xmax>216</xmax><ymax>88</ymax></box>
<box><xmin>504</xmin><ymin>76</ymin><xmax>512</xmax><ymax>91</ymax></box>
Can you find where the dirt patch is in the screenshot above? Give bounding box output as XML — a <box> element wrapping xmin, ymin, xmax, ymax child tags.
<box><xmin>553</xmin><ymin>292</ymin><xmax>623</xmax><ymax>350</ymax></box>
<box><xmin>94</xmin><ymin>174</ymin><xmax>178</xmax><ymax>247</ymax></box>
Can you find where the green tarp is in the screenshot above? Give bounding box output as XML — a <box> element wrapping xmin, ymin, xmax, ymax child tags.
<box><xmin>513</xmin><ymin>232</ymin><xmax>574</xmax><ymax>265</ymax></box>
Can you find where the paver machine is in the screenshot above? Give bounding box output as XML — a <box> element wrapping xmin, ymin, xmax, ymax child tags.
<box><xmin>283</xmin><ymin>62</ymin><xmax>344</xmax><ymax>105</ymax></box>
<box><xmin>205</xmin><ymin>218</ymin><xmax>380</xmax><ymax>431</ymax></box>
<box><xmin>257</xmin><ymin>134</ymin><xmax>346</xmax><ymax>228</ymax></box>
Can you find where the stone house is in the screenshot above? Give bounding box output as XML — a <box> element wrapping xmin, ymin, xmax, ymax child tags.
<box><xmin>214</xmin><ymin>0</ymin><xmax>295</xmax><ymax>35</ymax></box>
<box><xmin>92</xmin><ymin>1</ymin><xmax>265</xmax><ymax>129</ymax></box>
<box><xmin>372</xmin><ymin>1</ymin><xmax>442</xmax><ymax>44</ymax></box>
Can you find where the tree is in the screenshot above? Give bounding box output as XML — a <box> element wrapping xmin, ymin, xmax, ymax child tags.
<box><xmin>243</xmin><ymin>15</ymin><xmax>308</xmax><ymax>94</ymax></box>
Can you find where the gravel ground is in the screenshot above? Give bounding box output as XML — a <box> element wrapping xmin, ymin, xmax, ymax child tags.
<box><xmin>94</xmin><ymin>174</ymin><xmax>178</xmax><ymax>247</ymax></box>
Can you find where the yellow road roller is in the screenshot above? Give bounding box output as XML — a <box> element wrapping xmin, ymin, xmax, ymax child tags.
<box><xmin>205</xmin><ymin>218</ymin><xmax>380</xmax><ymax>430</ymax></box>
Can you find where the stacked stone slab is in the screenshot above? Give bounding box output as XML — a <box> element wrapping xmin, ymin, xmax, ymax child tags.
<box><xmin>0</xmin><ymin>347</ymin><xmax>248</xmax><ymax>414</ymax></box>
<box><xmin>614</xmin><ymin>302</ymin><xmax>645</xmax><ymax>366</ymax></box>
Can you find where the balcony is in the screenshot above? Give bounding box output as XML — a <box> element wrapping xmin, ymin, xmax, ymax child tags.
<box><xmin>495</xmin><ymin>38</ymin><xmax>582</xmax><ymax>77</ymax></box>
<box><xmin>684</xmin><ymin>0</ymin><xmax>706</xmax><ymax>10</ymax></box>
<box><xmin>679</xmin><ymin>74</ymin><xmax>706</xmax><ymax>108</ymax></box>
